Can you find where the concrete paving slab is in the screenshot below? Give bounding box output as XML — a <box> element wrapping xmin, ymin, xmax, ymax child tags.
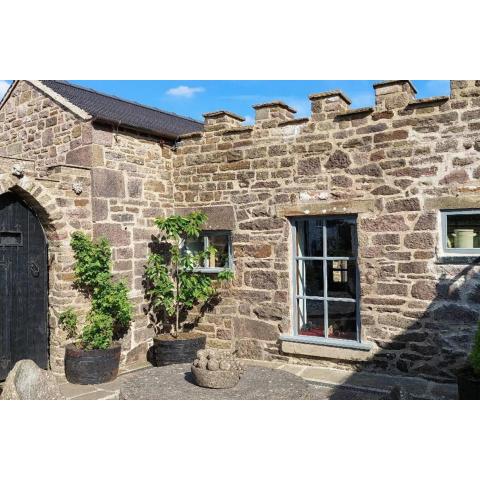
<box><xmin>71</xmin><ymin>390</ymin><xmax>118</xmax><ymax>400</ymax></box>
<box><xmin>302</xmin><ymin>366</ymin><xmax>353</xmax><ymax>384</ymax></box>
<box><xmin>59</xmin><ymin>382</ymin><xmax>97</xmax><ymax>398</ymax></box>
<box><xmin>277</xmin><ymin>364</ymin><xmax>307</xmax><ymax>375</ymax></box>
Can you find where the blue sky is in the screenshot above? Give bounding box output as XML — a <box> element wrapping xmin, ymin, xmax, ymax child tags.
<box><xmin>0</xmin><ymin>80</ymin><xmax>451</xmax><ymax>123</ymax></box>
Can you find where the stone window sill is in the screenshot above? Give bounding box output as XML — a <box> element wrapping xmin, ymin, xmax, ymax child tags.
<box><xmin>436</xmin><ymin>256</ymin><xmax>480</xmax><ymax>265</ymax></box>
<box><xmin>280</xmin><ymin>335</ymin><xmax>374</xmax><ymax>361</ymax></box>
<box><xmin>192</xmin><ymin>267</ymin><xmax>229</xmax><ymax>274</ymax></box>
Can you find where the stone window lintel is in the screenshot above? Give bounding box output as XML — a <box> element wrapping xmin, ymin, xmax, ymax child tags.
<box><xmin>277</xmin><ymin>199</ymin><xmax>376</xmax><ymax>218</ymax></box>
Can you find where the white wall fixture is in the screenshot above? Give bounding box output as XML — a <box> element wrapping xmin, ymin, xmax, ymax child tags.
<box><xmin>11</xmin><ymin>164</ymin><xmax>24</xmax><ymax>177</ymax></box>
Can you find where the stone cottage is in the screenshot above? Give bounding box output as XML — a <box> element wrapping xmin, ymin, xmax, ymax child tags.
<box><xmin>2</xmin><ymin>79</ymin><xmax>480</xmax><ymax>384</ymax></box>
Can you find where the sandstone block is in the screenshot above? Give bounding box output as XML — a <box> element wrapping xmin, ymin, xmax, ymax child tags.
<box><xmin>433</xmin><ymin>304</ymin><xmax>477</xmax><ymax>325</ymax></box>
<box><xmin>371</xmin><ymin>185</ymin><xmax>400</xmax><ymax>196</ymax></box>
<box><xmin>414</xmin><ymin>213</ymin><xmax>437</xmax><ymax>231</ymax></box>
<box><xmin>128</xmin><ymin>178</ymin><xmax>143</xmax><ymax>198</ymax></box>
<box><xmin>66</xmin><ymin>144</ymin><xmax>104</xmax><ymax>167</ymax></box>
<box><xmin>372</xmin><ymin>233</ymin><xmax>400</xmax><ymax>245</ymax></box>
<box><xmin>92</xmin><ymin>168</ymin><xmax>125</xmax><ymax>198</ymax></box>
<box><xmin>374</xmin><ymin>130</ymin><xmax>408</xmax><ymax>143</ymax></box>
<box><xmin>298</xmin><ymin>158</ymin><xmax>321</xmax><ymax>175</ymax></box>
<box><xmin>325</xmin><ymin>150</ymin><xmax>350</xmax><ymax>169</ymax></box>
<box><xmin>248</xmin><ymin>270</ymin><xmax>278</xmax><ymax>290</ymax></box>
<box><xmin>404</xmin><ymin>232</ymin><xmax>435</xmax><ymax>249</ymax></box>
<box><xmin>234</xmin><ymin>339</ymin><xmax>264</xmax><ymax>360</ymax></box>
<box><xmin>93</xmin><ymin>223</ymin><xmax>131</xmax><ymax>247</ymax></box>
<box><xmin>386</xmin><ymin>197</ymin><xmax>420</xmax><ymax>212</ymax></box>
<box><xmin>92</xmin><ymin>198</ymin><xmax>108</xmax><ymax>221</ymax></box>
<box><xmin>360</xmin><ymin>215</ymin><xmax>408</xmax><ymax>232</ymax></box>
<box><xmin>411</xmin><ymin>280</ymin><xmax>437</xmax><ymax>300</ymax></box>
<box><xmin>332</xmin><ymin>175</ymin><xmax>353</xmax><ymax>188</ymax></box>
<box><xmin>377</xmin><ymin>283</ymin><xmax>408</xmax><ymax>296</ymax></box>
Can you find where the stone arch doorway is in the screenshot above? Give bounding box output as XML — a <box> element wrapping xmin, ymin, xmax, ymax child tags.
<box><xmin>0</xmin><ymin>191</ymin><xmax>48</xmax><ymax>380</ymax></box>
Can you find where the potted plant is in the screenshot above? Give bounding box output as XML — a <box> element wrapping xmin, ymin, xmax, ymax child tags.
<box><xmin>457</xmin><ymin>321</ymin><xmax>480</xmax><ymax>399</ymax></box>
<box><xmin>59</xmin><ymin>232</ymin><xmax>132</xmax><ymax>385</ymax></box>
<box><xmin>145</xmin><ymin>211</ymin><xmax>233</xmax><ymax>366</ymax></box>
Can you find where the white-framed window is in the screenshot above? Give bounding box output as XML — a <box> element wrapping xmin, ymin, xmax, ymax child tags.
<box><xmin>440</xmin><ymin>210</ymin><xmax>480</xmax><ymax>255</ymax></box>
<box><xmin>291</xmin><ymin>216</ymin><xmax>361</xmax><ymax>344</ymax></box>
<box><xmin>184</xmin><ymin>231</ymin><xmax>233</xmax><ymax>272</ymax></box>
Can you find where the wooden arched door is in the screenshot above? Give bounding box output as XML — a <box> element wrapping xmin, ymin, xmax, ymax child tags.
<box><xmin>0</xmin><ymin>192</ymin><xmax>48</xmax><ymax>380</ymax></box>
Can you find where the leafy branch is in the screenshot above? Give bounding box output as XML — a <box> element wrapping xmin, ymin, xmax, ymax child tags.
<box><xmin>145</xmin><ymin>212</ymin><xmax>234</xmax><ymax>337</ymax></box>
<box><xmin>59</xmin><ymin>232</ymin><xmax>133</xmax><ymax>350</ymax></box>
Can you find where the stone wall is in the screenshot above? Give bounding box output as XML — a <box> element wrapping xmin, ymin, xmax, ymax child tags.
<box><xmin>0</xmin><ymin>81</ymin><xmax>172</xmax><ymax>371</ymax></box>
<box><xmin>173</xmin><ymin>80</ymin><xmax>480</xmax><ymax>382</ymax></box>
<box><xmin>88</xmin><ymin>127</ymin><xmax>174</xmax><ymax>364</ymax></box>
<box><xmin>3</xmin><ymin>80</ymin><xmax>480</xmax><ymax>382</ymax></box>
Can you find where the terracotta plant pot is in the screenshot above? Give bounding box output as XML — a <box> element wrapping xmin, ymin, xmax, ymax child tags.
<box><xmin>457</xmin><ymin>366</ymin><xmax>480</xmax><ymax>400</ymax></box>
<box><xmin>149</xmin><ymin>332</ymin><xmax>206</xmax><ymax>366</ymax></box>
<box><xmin>64</xmin><ymin>343</ymin><xmax>121</xmax><ymax>385</ymax></box>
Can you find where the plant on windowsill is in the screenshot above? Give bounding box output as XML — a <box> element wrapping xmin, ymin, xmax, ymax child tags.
<box><xmin>58</xmin><ymin>232</ymin><xmax>132</xmax><ymax>385</ymax></box>
<box><xmin>457</xmin><ymin>320</ymin><xmax>480</xmax><ymax>399</ymax></box>
<box><xmin>144</xmin><ymin>212</ymin><xmax>234</xmax><ymax>366</ymax></box>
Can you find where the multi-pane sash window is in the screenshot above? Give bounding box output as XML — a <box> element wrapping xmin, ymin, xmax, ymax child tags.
<box><xmin>292</xmin><ymin>216</ymin><xmax>360</xmax><ymax>342</ymax></box>
<box><xmin>184</xmin><ymin>231</ymin><xmax>233</xmax><ymax>272</ymax></box>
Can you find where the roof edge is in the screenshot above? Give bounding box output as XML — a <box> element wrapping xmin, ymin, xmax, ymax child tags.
<box><xmin>0</xmin><ymin>80</ymin><xmax>19</xmax><ymax>111</ymax></box>
<box><xmin>51</xmin><ymin>80</ymin><xmax>203</xmax><ymax>126</ymax></box>
<box><xmin>30</xmin><ymin>80</ymin><xmax>92</xmax><ymax>120</ymax></box>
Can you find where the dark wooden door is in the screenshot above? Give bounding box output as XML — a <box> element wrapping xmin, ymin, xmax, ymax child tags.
<box><xmin>0</xmin><ymin>192</ymin><xmax>48</xmax><ymax>380</ymax></box>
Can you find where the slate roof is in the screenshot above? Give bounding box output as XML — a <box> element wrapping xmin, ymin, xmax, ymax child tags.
<box><xmin>40</xmin><ymin>80</ymin><xmax>203</xmax><ymax>140</ymax></box>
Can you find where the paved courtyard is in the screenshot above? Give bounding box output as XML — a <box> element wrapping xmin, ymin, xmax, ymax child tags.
<box><xmin>55</xmin><ymin>360</ymin><xmax>458</xmax><ymax>400</ymax></box>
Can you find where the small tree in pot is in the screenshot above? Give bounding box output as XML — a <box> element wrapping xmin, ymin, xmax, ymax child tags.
<box><xmin>457</xmin><ymin>321</ymin><xmax>480</xmax><ymax>399</ymax></box>
<box><xmin>145</xmin><ymin>212</ymin><xmax>233</xmax><ymax>366</ymax></box>
<box><xmin>59</xmin><ymin>232</ymin><xmax>132</xmax><ymax>385</ymax></box>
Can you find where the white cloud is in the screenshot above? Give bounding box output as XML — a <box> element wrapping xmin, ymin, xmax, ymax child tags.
<box><xmin>243</xmin><ymin>115</ymin><xmax>255</xmax><ymax>124</ymax></box>
<box><xmin>0</xmin><ymin>80</ymin><xmax>11</xmax><ymax>99</ymax></box>
<box><xmin>166</xmin><ymin>85</ymin><xmax>205</xmax><ymax>98</ymax></box>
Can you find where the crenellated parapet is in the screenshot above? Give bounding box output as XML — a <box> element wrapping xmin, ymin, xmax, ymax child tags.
<box><xmin>178</xmin><ymin>80</ymin><xmax>480</xmax><ymax>146</ymax></box>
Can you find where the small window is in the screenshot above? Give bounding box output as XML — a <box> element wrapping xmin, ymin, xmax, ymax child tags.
<box><xmin>441</xmin><ymin>210</ymin><xmax>480</xmax><ymax>254</ymax></box>
<box><xmin>184</xmin><ymin>231</ymin><xmax>233</xmax><ymax>272</ymax></box>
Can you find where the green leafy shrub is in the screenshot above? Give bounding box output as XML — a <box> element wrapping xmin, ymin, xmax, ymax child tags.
<box><xmin>59</xmin><ymin>232</ymin><xmax>132</xmax><ymax>350</ymax></box>
<box><xmin>469</xmin><ymin>322</ymin><xmax>480</xmax><ymax>376</ymax></box>
<box><xmin>81</xmin><ymin>312</ymin><xmax>114</xmax><ymax>350</ymax></box>
<box><xmin>59</xmin><ymin>308</ymin><xmax>78</xmax><ymax>339</ymax></box>
<box><xmin>145</xmin><ymin>212</ymin><xmax>233</xmax><ymax>336</ymax></box>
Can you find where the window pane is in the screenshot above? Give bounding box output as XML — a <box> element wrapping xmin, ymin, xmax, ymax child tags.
<box><xmin>298</xmin><ymin>299</ymin><xmax>325</xmax><ymax>337</ymax></box>
<box><xmin>328</xmin><ymin>301</ymin><xmax>357</xmax><ymax>340</ymax></box>
<box><xmin>326</xmin><ymin>218</ymin><xmax>356</xmax><ymax>257</ymax></box>
<box><xmin>327</xmin><ymin>260</ymin><xmax>356</xmax><ymax>299</ymax></box>
<box><xmin>297</xmin><ymin>260</ymin><xmax>324</xmax><ymax>297</ymax></box>
<box><xmin>446</xmin><ymin>213</ymin><xmax>480</xmax><ymax>249</ymax></box>
<box><xmin>296</xmin><ymin>219</ymin><xmax>323</xmax><ymax>257</ymax></box>
<box><xmin>208</xmin><ymin>234</ymin><xmax>229</xmax><ymax>268</ymax></box>
<box><xmin>184</xmin><ymin>237</ymin><xmax>206</xmax><ymax>268</ymax></box>
<box><xmin>185</xmin><ymin>238</ymin><xmax>204</xmax><ymax>255</ymax></box>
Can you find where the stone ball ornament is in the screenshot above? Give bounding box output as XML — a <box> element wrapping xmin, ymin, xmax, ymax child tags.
<box><xmin>191</xmin><ymin>349</ymin><xmax>244</xmax><ymax>389</ymax></box>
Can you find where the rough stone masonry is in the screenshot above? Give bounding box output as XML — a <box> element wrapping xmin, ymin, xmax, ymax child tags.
<box><xmin>2</xmin><ymin>80</ymin><xmax>480</xmax><ymax>383</ymax></box>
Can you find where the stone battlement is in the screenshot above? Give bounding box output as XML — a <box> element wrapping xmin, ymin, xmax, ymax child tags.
<box><xmin>178</xmin><ymin>80</ymin><xmax>480</xmax><ymax>139</ymax></box>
